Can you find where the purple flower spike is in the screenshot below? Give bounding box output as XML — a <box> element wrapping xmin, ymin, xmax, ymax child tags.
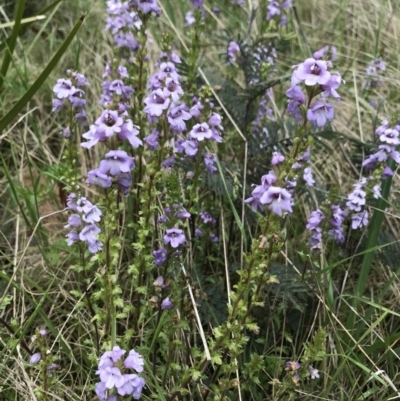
<box><xmin>260</xmin><ymin>186</ymin><xmax>293</xmax><ymax>216</ymax></box>
<box><xmin>294</xmin><ymin>58</ymin><xmax>331</xmax><ymax>86</ymax></box>
<box><xmin>164</xmin><ymin>228</ymin><xmax>186</xmax><ymax>248</ymax></box>
<box><xmin>307</xmin><ymin>100</ymin><xmax>334</xmax><ymax>127</ymax></box>
<box><xmin>161</xmin><ymin>297</ymin><xmax>174</xmax><ymax>310</ymax></box>
<box><xmin>99</xmin><ymin>150</ymin><xmax>135</xmax><ymax>176</ymax></box>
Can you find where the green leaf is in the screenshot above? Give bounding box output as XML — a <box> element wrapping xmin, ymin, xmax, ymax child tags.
<box><xmin>0</xmin><ymin>0</ymin><xmax>27</xmax><ymax>91</ymax></box>
<box><xmin>0</xmin><ymin>14</ymin><xmax>85</xmax><ymax>133</ymax></box>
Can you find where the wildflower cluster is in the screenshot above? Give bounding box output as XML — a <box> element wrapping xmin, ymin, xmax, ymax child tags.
<box><xmin>52</xmin><ymin>70</ymin><xmax>89</xmax><ymax>128</ymax></box>
<box><xmin>65</xmin><ymin>194</ymin><xmax>103</xmax><ymax>253</ymax></box>
<box><xmin>284</xmin><ymin>360</ymin><xmax>320</xmax><ymax>386</ymax></box>
<box><xmin>245</xmin><ymin>170</ymin><xmax>293</xmax><ymax>216</ymax></box>
<box><xmin>95</xmin><ymin>346</ymin><xmax>145</xmax><ymax>400</ymax></box>
<box><xmin>363</xmin><ymin>57</ymin><xmax>385</xmax><ymax>89</ymax></box>
<box><xmin>287</xmin><ymin>47</ymin><xmax>342</xmax><ymax>127</ymax></box>
<box><xmin>266</xmin><ymin>0</ymin><xmax>292</xmax><ymax>26</ymax></box>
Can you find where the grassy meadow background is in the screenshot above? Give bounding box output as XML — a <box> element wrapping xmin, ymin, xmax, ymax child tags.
<box><xmin>1</xmin><ymin>0</ymin><xmax>400</xmax><ymax>400</ymax></box>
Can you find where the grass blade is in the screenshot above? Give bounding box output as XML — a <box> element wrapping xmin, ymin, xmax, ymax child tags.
<box><xmin>0</xmin><ymin>0</ymin><xmax>27</xmax><ymax>91</ymax></box>
<box><xmin>0</xmin><ymin>14</ymin><xmax>85</xmax><ymax>133</ymax></box>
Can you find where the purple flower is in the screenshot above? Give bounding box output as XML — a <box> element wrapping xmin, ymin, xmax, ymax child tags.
<box><xmin>153</xmin><ymin>276</ymin><xmax>165</xmax><ymax>288</ymax></box>
<box><xmin>88</xmin><ymin>239</ymin><xmax>103</xmax><ymax>254</ymax></box>
<box><xmin>308</xmin><ymin>366</ymin><xmax>320</xmax><ymax>379</ymax></box>
<box><xmin>181</xmin><ymin>140</ymin><xmax>199</xmax><ymax>156</ymax></box>
<box><xmin>346</xmin><ymin>183</ymin><xmax>366</xmax><ymax>212</ymax></box>
<box><xmin>303</xmin><ymin>167</ymin><xmax>315</xmax><ymax>186</ymax></box>
<box><xmin>286</xmin><ymin>85</ymin><xmax>306</xmax><ymax>120</ymax></box>
<box><xmin>245</xmin><ymin>185</ymin><xmax>267</xmax><ymax>213</ymax></box>
<box><xmin>76</xmin><ymin>197</ymin><xmax>93</xmax><ymax>213</ymax></box>
<box><xmin>52</xmin><ymin>98</ymin><xmax>65</xmax><ymax>113</ymax></box>
<box><xmin>144</xmin><ymin>89</ymin><xmax>170</xmax><ymax>117</ymax></box>
<box><xmin>30</xmin><ymin>352</ymin><xmax>41</xmax><ymax>364</ymax></box>
<box><xmin>82</xmin><ymin>205</ymin><xmax>102</xmax><ymax>224</ymax></box>
<box><xmin>99</xmin><ymin>367</ymin><xmax>125</xmax><ymax>389</ymax></box>
<box><xmin>260</xmin><ymin>186</ymin><xmax>293</xmax><ymax>216</ymax></box>
<box><xmin>153</xmin><ymin>248</ymin><xmax>168</xmax><ymax>265</ymax></box>
<box><xmin>66</xmin><ymin>230</ymin><xmax>79</xmax><ymax>246</ymax></box>
<box><xmin>294</xmin><ymin>58</ymin><xmax>331</xmax><ymax>86</ymax></box>
<box><xmin>185</xmin><ymin>11</ymin><xmax>195</xmax><ymax>25</ymax></box>
<box><xmin>228</xmin><ymin>41</ymin><xmax>240</xmax><ymax>63</ymax></box>
<box><xmin>190</xmin><ymin>123</ymin><xmax>213</xmax><ymax>141</ymax></box>
<box><xmin>200</xmin><ymin>211</ymin><xmax>216</xmax><ymax>225</ymax></box>
<box><xmin>306</xmin><ymin>209</ymin><xmax>325</xmax><ymax>230</ymax></box>
<box><xmin>271</xmin><ymin>152</ymin><xmax>285</xmax><ymax>165</ymax></box>
<box><xmin>164</xmin><ymin>228</ymin><xmax>186</xmax><ymax>248</ymax></box>
<box><xmin>210</xmin><ymin>233</ymin><xmax>219</xmax><ymax>243</ymax></box>
<box><xmin>161</xmin><ymin>297</ymin><xmax>174</xmax><ymax>310</ymax></box>
<box><xmin>96</xmin><ymin>110</ymin><xmax>124</xmax><ymax>137</ymax></box>
<box><xmin>64</xmin><ymin>214</ymin><xmax>81</xmax><ymax>228</ymax></box>
<box><xmin>307</xmin><ymin>100</ymin><xmax>334</xmax><ymax>127</ymax></box>
<box><xmin>175</xmin><ymin>207</ymin><xmax>191</xmax><ymax>219</ymax></box>
<box><xmin>137</xmin><ymin>0</ymin><xmax>161</xmax><ymax>15</ymax></box>
<box><xmin>321</xmin><ymin>72</ymin><xmax>342</xmax><ymax>100</ymax></box>
<box><xmin>124</xmin><ymin>349</ymin><xmax>144</xmax><ymax>372</ymax></box>
<box><xmin>378</xmin><ymin>128</ymin><xmax>400</xmax><ymax>145</ymax></box>
<box><xmin>116</xmin><ymin>173</ymin><xmax>132</xmax><ymax>195</ymax></box>
<box><xmin>168</xmin><ymin>104</ymin><xmax>192</xmax><ymax>132</ymax></box>
<box><xmin>191</xmin><ymin>0</ymin><xmax>204</xmax><ymax>7</ymax></box>
<box><xmin>328</xmin><ymin>205</ymin><xmax>345</xmax><ymax>243</ymax></box>
<box><xmin>261</xmin><ymin>171</ymin><xmax>277</xmax><ymax>188</ymax></box>
<box><xmin>162</xmin><ymin>155</ymin><xmax>175</xmax><ymax>168</ymax></box>
<box><xmin>99</xmin><ymin>150</ymin><xmax>135</xmax><ymax>176</ymax></box>
<box><xmin>53</xmin><ymin>79</ymin><xmax>75</xmax><ymax>99</ymax></box>
<box><xmin>285</xmin><ymin>361</ymin><xmax>301</xmax><ymax>371</ymax></box>
<box><xmin>203</xmin><ymin>152</ymin><xmax>217</xmax><ymax>174</ymax></box>
<box><xmin>144</xmin><ymin>129</ymin><xmax>159</xmax><ymax>150</ymax></box>
<box><xmin>351</xmin><ymin>211</ymin><xmax>369</xmax><ymax>230</ymax></box>
<box><xmin>69</xmin><ymin>88</ymin><xmax>86</xmax><ymax>108</ymax></box>
<box><xmin>87</xmin><ymin>169</ymin><xmax>113</xmax><ymax>188</ymax></box>
<box><xmin>60</xmin><ymin>126</ymin><xmax>72</xmax><ymax>139</ymax></box>
<box><xmin>164</xmin><ymin>77</ymin><xmax>184</xmax><ymax>101</ymax></box>
<box><xmin>195</xmin><ymin>228</ymin><xmax>203</xmax><ymax>237</ymax></box>
<box><xmin>79</xmin><ymin>224</ymin><xmax>101</xmax><ymax>243</ymax></box>
<box><xmin>118</xmin><ymin>120</ymin><xmax>142</xmax><ymax>148</ymax></box>
<box><xmin>81</xmin><ymin>125</ymin><xmax>108</xmax><ymax>149</ymax></box>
